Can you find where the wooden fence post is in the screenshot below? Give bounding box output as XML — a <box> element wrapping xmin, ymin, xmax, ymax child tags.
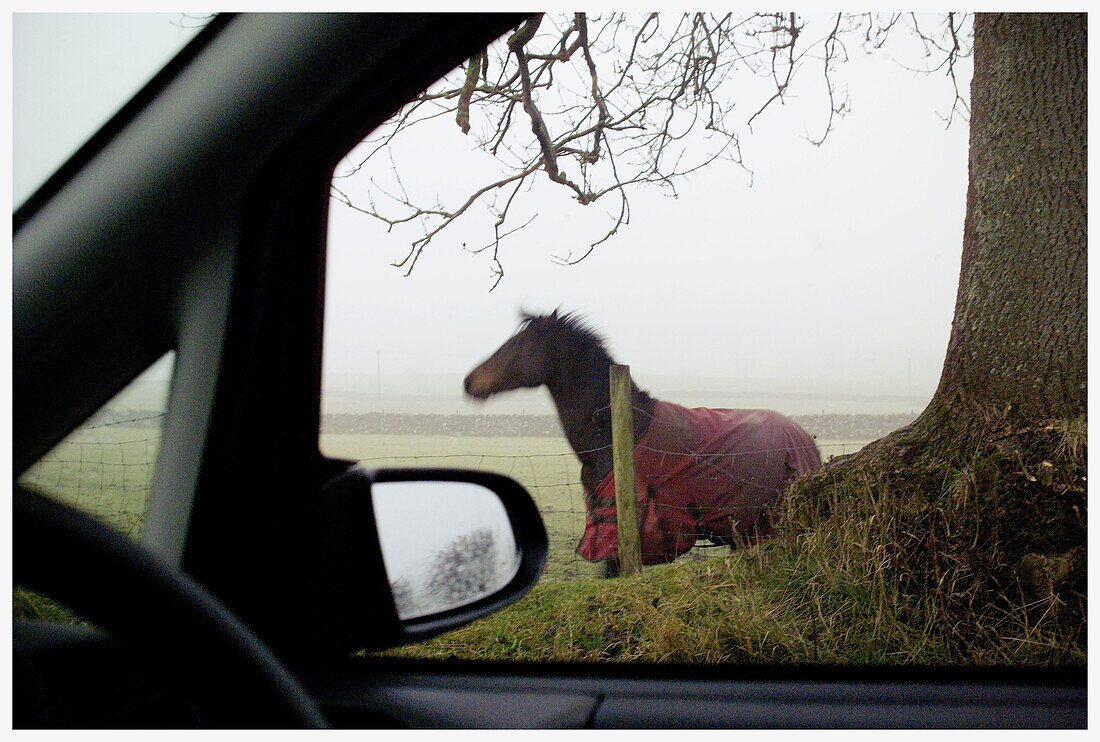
<box><xmin>609</xmin><ymin>364</ymin><xmax>643</xmax><ymax>576</ymax></box>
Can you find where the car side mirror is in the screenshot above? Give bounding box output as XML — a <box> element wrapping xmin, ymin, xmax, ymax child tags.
<box><xmin>314</xmin><ymin>467</ymin><xmax>547</xmax><ymax>653</ymax></box>
<box><xmin>373</xmin><ymin>478</ymin><xmax>524</xmax><ymax>621</ymax></box>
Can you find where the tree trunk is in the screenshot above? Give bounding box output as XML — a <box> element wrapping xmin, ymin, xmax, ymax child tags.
<box><xmin>926</xmin><ymin>12</ymin><xmax>1086</xmax><ymax>431</ymax></box>
<box><xmin>786</xmin><ymin>13</ymin><xmax>1086</xmax><ymax>661</ymax></box>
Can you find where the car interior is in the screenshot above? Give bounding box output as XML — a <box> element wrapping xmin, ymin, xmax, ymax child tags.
<box><xmin>12</xmin><ymin>13</ymin><xmax>1086</xmax><ymax>728</ymax></box>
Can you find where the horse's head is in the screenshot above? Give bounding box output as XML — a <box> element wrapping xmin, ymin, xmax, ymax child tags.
<box><xmin>464</xmin><ymin>310</ymin><xmax>567</xmax><ymax>400</ymax></box>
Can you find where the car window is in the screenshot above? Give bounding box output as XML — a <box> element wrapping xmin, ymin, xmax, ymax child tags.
<box><xmin>313</xmin><ymin>12</ymin><xmax>1088</xmax><ymax>670</ymax></box>
<box><xmin>18</xmin><ymin>353</ymin><xmax>174</xmax><ymax>541</ymax></box>
<box><xmin>10</xmin><ymin>11</ymin><xmax>1084</xmax><ymax>685</ymax></box>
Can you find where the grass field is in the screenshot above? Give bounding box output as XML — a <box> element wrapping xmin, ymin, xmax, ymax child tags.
<box><xmin>21</xmin><ymin>425</ymin><xmax>869</xmax><ymax>581</ymax></box>
<box><xmin>19</xmin><ymin>426</ymin><xmax>162</xmax><ymax>540</ymax></box>
<box><xmin>368</xmin><ymin>431</ymin><xmax>1084</xmax><ymax>667</ymax></box>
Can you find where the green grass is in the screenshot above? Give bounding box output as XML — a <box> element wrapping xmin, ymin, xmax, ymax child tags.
<box><xmin>16</xmin><ymin>426</ymin><xmax>163</xmax><ymax>627</ymax></box>
<box><xmin>354</xmin><ymin>431</ymin><xmax>1084</xmax><ymax>668</ymax></box>
<box><xmin>383</xmin><ymin>552</ymin><xmax>924</xmax><ymax>664</ymax></box>
<box><xmin>18</xmin><ymin>427</ymin><xmax>161</xmax><ymax>540</ymax></box>
<box><xmin>18</xmin><ymin>427</ymin><xmax>870</xmax><ymax>584</ymax></box>
<box><xmin>384</xmin><ymin>530</ymin><xmax>1083</xmax><ymax>666</ymax></box>
<box><xmin>22</xmin><ymin>427</ymin><xmax>867</xmax><ymax>573</ymax></box>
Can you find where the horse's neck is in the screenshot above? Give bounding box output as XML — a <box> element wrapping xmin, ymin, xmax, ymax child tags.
<box><xmin>547</xmin><ymin>377</ymin><xmax>607</xmax><ymax>453</ymax></box>
<box><xmin>546</xmin><ymin>370</ymin><xmax>655</xmax><ymax>492</ymax></box>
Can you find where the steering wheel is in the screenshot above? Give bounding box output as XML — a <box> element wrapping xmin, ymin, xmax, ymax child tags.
<box><xmin>13</xmin><ymin>484</ymin><xmax>328</xmax><ymax>728</ymax></box>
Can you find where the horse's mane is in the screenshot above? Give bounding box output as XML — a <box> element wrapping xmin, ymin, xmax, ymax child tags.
<box><xmin>517</xmin><ymin>310</ymin><xmax>655</xmax><ymax>484</ymax></box>
<box><xmin>519</xmin><ymin>310</ymin><xmax>613</xmax><ymax>363</ymax></box>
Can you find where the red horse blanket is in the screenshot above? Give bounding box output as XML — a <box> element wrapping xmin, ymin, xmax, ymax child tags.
<box><xmin>577</xmin><ymin>401</ymin><xmax>821</xmax><ymax>565</ymax></box>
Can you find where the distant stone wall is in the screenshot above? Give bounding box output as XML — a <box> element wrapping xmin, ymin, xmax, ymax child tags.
<box><xmin>792</xmin><ymin>413</ymin><xmax>916</xmax><ymax>441</ymax></box>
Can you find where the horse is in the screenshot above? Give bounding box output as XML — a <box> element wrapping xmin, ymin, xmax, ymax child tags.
<box><xmin>464</xmin><ymin>309</ymin><xmax>821</xmax><ymax>575</ymax></box>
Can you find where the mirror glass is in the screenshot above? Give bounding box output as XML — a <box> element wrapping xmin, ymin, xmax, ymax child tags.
<box><xmin>372</xmin><ymin>480</ymin><xmax>521</xmax><ymax>620</ymax></box>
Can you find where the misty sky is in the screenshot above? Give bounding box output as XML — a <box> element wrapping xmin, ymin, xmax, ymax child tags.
<box><xmin>323</xmin><ymin>13</ymin><xmax>974</xmax><ymax>413</ymax></box>
<box><xmin>13</xmin><ymin>13</ymin><xmax>975</xmax><ymax>415</ymax></box>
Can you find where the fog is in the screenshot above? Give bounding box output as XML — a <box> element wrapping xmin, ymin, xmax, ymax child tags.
<box><xmin>13</xmin><ymin>13</ymin><xmax>974</xmax><ymax>418</ymax></box>
<box><xmin>322</xmin><ymin>14</ymin><xmax>972</xmax><ymax>417</ymax></box>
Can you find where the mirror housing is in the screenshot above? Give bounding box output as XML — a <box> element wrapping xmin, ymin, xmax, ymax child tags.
<box><xmin>314</xmin><ymin>467</ymin><xmax>547</xmax><ymax>654</ymax></box>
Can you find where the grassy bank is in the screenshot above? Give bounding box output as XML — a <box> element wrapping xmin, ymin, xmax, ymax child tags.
<box><xmin>382</xmin><ymin>420</ymin><xmax>1086</xmax><ymax>667</ymax></box>
<box><xmin>384</xmin><ymin>532</ymin><xmax>1082</xmax><ymax>666</ymax></box>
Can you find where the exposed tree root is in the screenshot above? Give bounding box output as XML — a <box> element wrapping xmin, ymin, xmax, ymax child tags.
<box><xmin>783</xmin><ymin>409</ymin><xmax>1086</xmax><ymax>661</ymax></box>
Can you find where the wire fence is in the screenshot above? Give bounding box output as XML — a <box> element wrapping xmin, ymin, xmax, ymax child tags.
<box><xmin>350</xmin><ymin>439</ymin><xmax>868</xmax><ymax>579</ymax></box>
<box><xmin>18</xmin><ymin>413</ymin><xmax>167</xmax><ymax>540</ymax></box>
<box><xmin>19</xmin><ymin>410</ymin><xmax>872</xmax><ymax>579</ymax></box>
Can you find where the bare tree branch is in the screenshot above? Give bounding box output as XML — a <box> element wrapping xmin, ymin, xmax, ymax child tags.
<box><xmin>805</xmin><ymin>13</ymin><xmax>850</xmax><ymax>146</ymax></box>
<box><xmin>456</xmin><ymin>51</ymin><xmax>485</xmax><ymax>135</ymax></box>
<box><xmin>870</xmin><ymin>12</ymin><xmax>973</xmax><ymax>128</ymax></box>
<box><xmin>334</xmin><ymin>12</ymin><xmax>973</xmax><ymax>289</ymax></box>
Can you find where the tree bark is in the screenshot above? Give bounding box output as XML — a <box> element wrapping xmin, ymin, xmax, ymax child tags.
<box><xmin>926</xmin><ymin>13</ymin><xmax>1086</xmax><ymax>431</ymax></box>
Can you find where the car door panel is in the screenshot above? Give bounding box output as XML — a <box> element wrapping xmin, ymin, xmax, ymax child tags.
<box><xmin>307</xmin><ymin>666</ymin><xmax>1086</xmax><ymax>729</ymax></box>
